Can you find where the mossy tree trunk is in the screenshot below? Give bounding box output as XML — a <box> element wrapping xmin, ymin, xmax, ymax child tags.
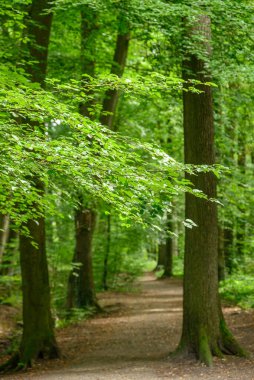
<box><xmin>177</xmin><ymin>15</ymin><xmax>245</xmax><ymax>366</ymax></box>
<box><xmin>0</xmin><ymin>0</ymin><xmax>60</xmax><ymax>372</ymax></box>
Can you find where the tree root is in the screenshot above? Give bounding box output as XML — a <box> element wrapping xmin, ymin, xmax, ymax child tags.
<box><xmin>0</xmin><ymin>340</ymin><xmax>60</xmax><ymax>374</ymax></box>
<box><xmin>0</xmin><ymin>353</ymin><xmax>28</xmax><ymax>374</ymax></box>
<box><xmin>219</xmin><ymin>318</ymin><xmax>249</xmax><ymax>358</ymax></box>
<box><xmin>172</xmin><ymin>319</ymin><xmax>248</xmax><ymax>367</ymax></box>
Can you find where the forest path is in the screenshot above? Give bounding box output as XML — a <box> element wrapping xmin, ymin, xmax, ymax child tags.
<box><xmin>3</xmin><ymin>273</ymin><xmax>254</xmax><ymax>379</ymax></box>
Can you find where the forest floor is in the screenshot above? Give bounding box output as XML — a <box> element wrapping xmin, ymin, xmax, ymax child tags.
<box><xmin>1</xmin><ymin>272</ymin><xmax>254</xmax><ymax>379</ymax></box>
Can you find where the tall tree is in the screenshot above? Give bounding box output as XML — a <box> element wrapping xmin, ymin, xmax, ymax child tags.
<box><xmin>177</xmin><ymin>15</ymin><xmax>245</xmax><ymax>365</ymax></box>
<box><xmin>99</xmin><ymin>16</ymin><xmax>130</xmax><ymax>290</ymax></box>
<box><xmin>0</xmin><ymin>0</ymin><xmax>59</xmax><ymax>371</ymax></box>
<box><xmin>66</xmin><ymin>8</ymin><xmax>99</xmax><ymax>310</ymax></box>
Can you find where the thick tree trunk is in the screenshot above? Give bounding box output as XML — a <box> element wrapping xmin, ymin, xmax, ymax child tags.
<box><xmin>19</xmin><ymin>213</ymin><xmax>59</xmax><ymax>364</ymax></box>
<box><xmin>177</xmin><ymin>15</ymin><xmax>245</xmax><ymax>366</ymax></box>
<box><xmin>0</xmin><ymin>1</ymin><xmax>60</xmax><ymax>372</ymax></box>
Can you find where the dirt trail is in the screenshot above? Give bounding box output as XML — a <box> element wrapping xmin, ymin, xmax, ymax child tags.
<box><xmin>2</xmin><ymin>273</ymin><xmax>254</xmax><ymax>379</ymax></box>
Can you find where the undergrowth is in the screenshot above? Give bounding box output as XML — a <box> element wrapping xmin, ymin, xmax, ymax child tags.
<box><xmin>219</xmin><ymin>274</ymin><xmax>254</xmax><ymax>309</ymax></box>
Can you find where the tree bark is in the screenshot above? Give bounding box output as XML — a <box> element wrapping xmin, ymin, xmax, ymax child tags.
<box><xmin>0</xmin><ymin>1</ymin><xmax>60</xmax><ymax>372</ymax></box>
<box><xmin>218</xmin><ymin>226</ymin><xmax>225</xmax><ymax>281</ymax></box>
<box><xmin>176</xmin><ymin>15</ymin><xmax>245</xmax><ymax>366</ymax></box>
<box><xmin>0</xmin><ymin>214</ymin><xmax>10</xmax><ymax>265</ymax></box>
<box><xmin>102</xmin><ymin>215</ymin><xmax>111</xmax><ymax>290</ymax></box>
<box><xmin>99</xmin><ymin>24</ymin><xmax>130</xmax><ymax>289</ymax></box>
<box><xmin>224</xmin><ymin>226</ymin><xmax>234</xmax><ymax>274</ymax></box>
<box><xmin>66</xmin><ymin>9</ymin><xmax>99</xmax><ymax>311</ymax></box>
<box><xmin>99</xmin><ymin>29</ymin><xmax>130</xmax><ymax>130</ymax></box>
<box><xmin>159</xmin><ymin>214</ymin><xmax>173</xmax><ymax>278</ymax></box>
<box><xmin>0</xmin><ymin>222</ymin><xmax>18</xmax><ymax>276</ymax></box>
<box><xmin>155</xmin><ymin>244</ymin><xmax>166</xmax><ymax>270</ymax></box>
<box><xmin>236</xmin><ymin>136</ymin><xmax>246</xmax><ymax>262</ymax></box>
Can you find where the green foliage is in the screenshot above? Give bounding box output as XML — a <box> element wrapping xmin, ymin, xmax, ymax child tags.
<box><xmin>220</xmin><ymin>275</ymin><xmax>254</xmax><ymax>309</ymax></box>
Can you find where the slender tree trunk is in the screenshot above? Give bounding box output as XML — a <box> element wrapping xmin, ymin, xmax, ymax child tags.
<box><xmin>155</xmin><ymin>244</ymin><xmax>166</xmax><ymax>270</ymax></box>
<box><xmin>99</xmin><ymin>25</ymin><xmax>130</xmax><ymax>288</ymax></box>
<box><xmin>0</xmin><ymin>222</ymin><xmax>18</xmax><ymax>276</ymax></box>
<box><xmin>236</xmin><ymin>137</ymin><xmax>246</xmax><ymax>263</ymax></box>
<box><xmin>218</xmin><ymin>226</ymin><xmax>225</xmax><ymax>281</ymax></box>
<box><xmin>67</xmin><ymin>11</ymin><xmax>130</xmax><ymax>307</ymax></box>
<box><xmin>102</xmin><ymin>215</ymin><xmax>111</xmax><ymax>290</ymax></box>
<box><xmin>100</xmin><ymin>31</ymin><xmax>130</xmax><ymax>130</ymax></box>
<box><xmin>75</xmin><ymin>206</ymin><xmax>97</xmax><ymax>307</ymax></box>
<box><xmin>160</xmin><ymin>214</ymin><xmax>173</xmax><ymax>278</ymax></box>
<box><xmin>0</xmin><ymin>1</ymin><xmax>60</xmax><ymax>372</ymax></box>
<box><xmin>0</xmin><ymin>214</ymin><xmax>10</xmax><ymax>265</ymax></box>
<box><xmin>176</xmin><ymin>15</ymin><xmax>245</xmax><ymax>366</ymax></box>
<box><xmin>66</xmin><ymin>10</ymin><xmax>99</xmax><ymax>311</ymax></box>
<box><xmin>224</xmin><ymin>226</ymin><xmax>234</xmax><ymax>274</ymax></box>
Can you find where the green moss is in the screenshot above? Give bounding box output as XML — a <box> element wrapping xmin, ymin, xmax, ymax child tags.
<box><xmin>220</xmin><ymin>318</ymin><xmax>248</xmax><ymax>357</ymax></box>
<box><xmin>198</xmin><ymin>327</ymin><xmax>213</xmax><ymax>366</ymax></box>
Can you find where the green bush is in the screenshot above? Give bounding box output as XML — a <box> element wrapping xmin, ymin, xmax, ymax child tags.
<box><xmin>219</xmin><ymin>275</ymin><xmax>254</xmax><ymax>309</ymax></box>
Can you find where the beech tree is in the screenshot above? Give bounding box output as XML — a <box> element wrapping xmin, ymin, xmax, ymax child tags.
<box><xmin>0</xmin><ymin>0</ymin><xmax>60</xmax><ymax>371</ymax></box>
<box><xmin>177</xmin><ymin>14</ymin><xmax>245</xmax><ymax>366</ymax></box>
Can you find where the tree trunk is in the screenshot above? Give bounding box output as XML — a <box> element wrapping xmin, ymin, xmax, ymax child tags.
<box><xmin>218</xmin><ymin>226</ymin><xmax>225</xmax><ymax>281</ymax></box>
<box><xmin>0</xmin><ymin>214</ymin><xmax>10</xmax><ymax>265</ymax></box>
<box><xmin>66</xmin><ymin>204</ymin><xmax>97</xmax><ymax>309</ymax></box>
<box><xmin>160</xmin><ymin>214</ymin><xmax>173</xmax><ymax>278</ymax></box>
<box><xmin>0</xmin><ymin>1</ymin><xmax>60</xmax><ymax>372</ymax></box>
<box><xmin>236</xmin><ymin>137</ymin><xmax>246</xmax><ymax>263</ymax></box>
<box><xmin>99</xmin><ymin>29</ymin><xmax>130</xmax><ymax>130</ymax></box>
<box><xmin>155</xmin><ymin>244</ymin><xmax>166</xmax><ymax>270</ymax></box>
<box><xmin>75</xmin><ymin>206</ymin><xmax>97</xmax><ymax>307</ymax></box>
<box><xmin>224</xmin><ymin>226</ymin><xmax>234</xmax><ymax>274</ymax></box>
<box><xmin>102</xmin><ymin>215</ymin><xmax>111</xmax><ymax>290</ymax></box>
<box><xmin>177</xmin><ymin>15</ymin><xmax>245</xmax><ymax>366</ymax></box>
<box><xmin>19</xmin><ymin>213</ymin><xmax>59</xmax><ymax>365</ymax></box>
<box><xmin>99</xmin><ymin>24</ymin><xmax>130</xmax><ymax>288</ymax></box>
<box><xmin>67</xmin><ymin>209</ymin><xmax>99</xmax><ymax>309</ymax></box>
<box><xmin>0</xmin><ymin>222</ymin><xmax>18</xmax><ymax>276</ymax></box>
<box><xmin>66</xmin><ymin>9</ymin><xmax>99</xmax><ymax>311</ymax></box>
